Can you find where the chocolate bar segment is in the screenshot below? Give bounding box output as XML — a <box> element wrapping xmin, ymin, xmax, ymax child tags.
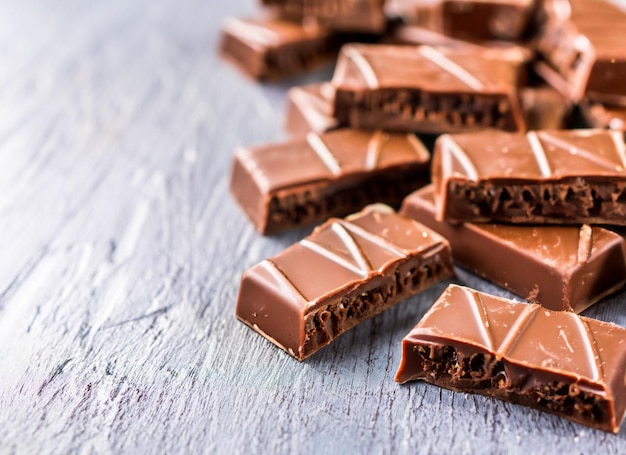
<box><xmin>331</xmin><ymin>44</ymin><xmax>525</xmax><ymax>133</ymax></box>
<box><xmin>401</xmin><ymin>185</ymin><xmax>626</xmax><ymax>312</ymax></box>
<box><xmin>230</xmin><ymin>129</ymin><xmax>431</xmax><ymax>234</ymax></box>
<box><xmin>395</xmin><ymin>284</ymin><xmax>626</xmax><ymax>433</ymax></box>
<box><xmin>432</xmin><ymin>129</ymin><xmax>626</xmax><ymax>225</ymax></box>
<box><xmin>284</xmin><ymin>82</ymin><xmax>339</xmax><ymax>136</ymax></box>
<box><xmin>236</xmin><ymin>205</ymin><xmax>454</xmax><ymax>361</ymax></box>
<box><xmin>261</xmin><ymin>0</ymin><xmax>387</xmax><ymax>33</ymax></box>
<box><xmin>219</xmin><ymin>17</ymin><xmax>339</xmax><ymax>80</ymax></box>
<box><xmin>441</xmin><ymin>0</ymin><xmax>537</xmax><ymax>41</ymax></box>
<box><xmin>535</xmin><ymin>0</ymin><xmax>626</xmax><ymax>103</ymax></box>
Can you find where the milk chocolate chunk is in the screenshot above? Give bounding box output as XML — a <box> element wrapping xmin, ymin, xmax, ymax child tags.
<box><xmin>535</xmin><ymin>0</ymin><xmax>626</xmax><ymax>103</ymax></box>
<box><xmin>284</xmin><ymin>82</ymin><xmax>339</xmax><ymax>136</ymax></box>
<box><xmin>441</xmin><ymin>0</ymin><xmax>537</xmax><ymax>41</ymax></box>
<box><xmin>432</xmin><ymin>129</ymin><xmax>626</xmax><ymax>225</ymax></box>
<box><xmin>395</xmin><ymin>284</ymin><xmax>626</xmax><ymax>433</ymax></box>
<box><xmin>230</xmin><ymin>129</ymin><xmax>431</xmax><ymax>234</ymax></box>
<box><xmin>219</xmin><ymin>17</ymin><xmax>339</xmax><ymax>80</ymax></box>
<box><xmin>236</xmin><ymin>205</ymin><xmax>454</xmax><ymax>361</ymax></box>
<box><xmin>401</xmin><ymin>185</ymin><xmax>626</xmax><ymax>312</ymax></box>
<box><xmin>331</xmin><ymin>44</ymin><xmax>525</xmax><ymax>134</ymax></box>
<box><xmin>261</xmin><ymin>0</ymin><xmax>387</xmax><ymax>34</ymax></box>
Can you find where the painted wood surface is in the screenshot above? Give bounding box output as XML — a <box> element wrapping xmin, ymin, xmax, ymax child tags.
<box><xmin>0</xmin><ymin>0</ymin><xmax>625</xmax><ymax>453</ymax></box>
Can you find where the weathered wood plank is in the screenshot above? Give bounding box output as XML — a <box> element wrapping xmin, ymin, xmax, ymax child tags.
<box><xmin>0</xmin><ymin>0</ymin><xmax>625</xmax><ymax>454</ymax></box>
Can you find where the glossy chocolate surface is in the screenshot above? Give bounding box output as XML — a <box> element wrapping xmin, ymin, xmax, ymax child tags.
<box><xmin>395</xmin><ymin>284</ymin><xmax>626</xmax><ymax>433</ymax></box>
<box><xmin>536</xmin><ymin>0</ymin><xmax>626</xmax><ymax>103</ymax></box>
<box><xmin>236</xmin><ymin>205</ymin><xmax>454</xmax><ymax>360</ymax></box>
<box><xmin>284</xmin><ymin>82</ymin><xmax>338</xmax><ymax>136</ymax></box>
<box><xmin>331</xmin><ymin>43</ymin><xmax>525</xmax><ymax>133</ymax></box>
<box><xmin>432</xmin><ymin>129</ymin><xmax>626</xmax><ymax>224</ymax></box>
<box><xmin>219</xmin><ymin>17</ymin><xmax>338</xmax><ymax>80</ymax></box>
<box><xmin>230</xmin><ymin>129</ymin><xmax>431</xmax><ymax>234</ymax></box>
<box><xmin>401</xmin><ymin>185</ymin><xmax>626</xmax><ymax>312</ymax></box>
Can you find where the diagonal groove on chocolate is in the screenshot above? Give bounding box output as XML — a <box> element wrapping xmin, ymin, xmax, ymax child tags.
<box><xmin>230</xmin><ymin>129</ymin><xmax>431</xmax><ymax>234</ymax></box>
<box><xmin>236</xmin><ymin>206</ymin><xmax>454</xmax><ymax>360</ymax></box>
<box><xmin>401</xmin><ymin>185</ymin><xmax>626</xmax><ymax>312</ymax></box>
<box><xmin>395</xmin><ymin>285</ymin><xmax>626</xmax><ymax>432</ymax></box>
<box><xmin>433</xmin><ymin>129</ymin><xmax>626</xmax><ymax>224</ymax></box>
<box><xmin>332</xmin><ymin>44</ymin><xmax>525</xmax><ymax>133</ymax></box>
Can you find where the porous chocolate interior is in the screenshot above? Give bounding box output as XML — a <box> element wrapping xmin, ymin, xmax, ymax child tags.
<box><xmin>266</xmin><ymin>170</ymin><xmax>428</xmax><ymax>233</ymax></box>
<box><xmin>412</xmin><ymin>343</ymin><xmax>612</xmax><ymax>431</ymax></box>
<box><xmin>446</xmin><ymin>178</ymin><xmax>626</xmax><ymax>224</ymax></box>
<box><xmin>300</xmin><ymin>248</ymin><xmax>452</xmax><ymax>359</ymax></box>
<box><xmin>334</xmin><ymin>89</ymin><xmax>516</xmax><ymax>132</ymax></box>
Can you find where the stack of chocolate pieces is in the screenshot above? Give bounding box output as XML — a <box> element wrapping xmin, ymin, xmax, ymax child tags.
<box><xmin>220</xmin><ymin>0</ymin><xmax>626</xmax><ymax>433</ymax></box>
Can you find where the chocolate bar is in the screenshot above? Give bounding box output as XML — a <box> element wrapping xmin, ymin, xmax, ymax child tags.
<box><xmin>440</xmin><ymin>0</ymin><xmax>537</xmax><ymax>41</ymax></box>
<box><xmin>431</xmin><ymin>129</ymin><xmax>626</xmax><ymax>225</ymax></box>
<box><xmin>400</xmin><ymin>185</ymin><xmax>626</xmax><ymax>312</ymax></box>
<box><xmin>395</xmin><ymin>284</ymin><xmax>626</xmax><ymax>433</ymax></box>
<box><xmin>219</xmin><ymin>17</ymin><xmax>339</xmax><ymax>80</ymax></box>
<box><xmin>284</xmin><ymin>82</ymin><xmax>339</xmax><ymax>136</ymax></box>
<box><xmin>236</xmin><ymin>205</ymin><xmax>454</xmax><ymax>361</ymax></box>
<box><xmin>230</xmin><ymin>129</ymin><xmax>431</xmax><ymax>234</ymax></box>
<box><xmin>535</xmin><ymin>0</ymin><xmax>626</xmax><ymax>103</ymax></box>
<box><xmin>261</xmin><ymin>0</ymin><xmax>387</xmax><ymax>34</ymax></box>
<box><xmin>331</xmin><ymin>44</ymin><xmax>526</xmax><ymax>134</ymax></box>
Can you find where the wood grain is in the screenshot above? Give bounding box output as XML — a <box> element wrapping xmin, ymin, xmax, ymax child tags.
<box><xmin>0</xmin><ymin>0</ymin><xmax>625</xmax><ymax>453</ymax></box>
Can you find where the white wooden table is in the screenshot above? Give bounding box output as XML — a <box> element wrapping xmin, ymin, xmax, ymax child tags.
<box><xmin>1</xmin><ymin>0</ymin><xmax>625</xmax><ymax>453</ymax></box>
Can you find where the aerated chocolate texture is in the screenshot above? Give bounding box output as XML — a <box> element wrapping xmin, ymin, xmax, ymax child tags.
<box><xmin>261</xmin><ymin>0</ymin><xmax>388</xmax><ymax>33</ymax></box>
<box><xmin>331</xmin><ymin>44</ymin><xmax>526</xmax><ymax>134</ymax></box>
<box><xmin>236</xmin><ymin>205</ymin><xmax>454</xmax><ymax>361</ymax></box>
<box><xmin>230</xmin><ymin>129</ymin><xmax>431</xmax><ymax>234</ymax></box>
<box><xmin>401</xmin><ymin>185</ymin><xmax>626</xmax><ymax>313</ymax></box>
<box><xmin>395</xmin><ymin>285</ymin><xmax>626</xmax><ymax>433</ymax></box>
<box><xmin>219</xmin><ymin>18</ymin><xmax>339</xmax><ymax>80</ymax></box>
<box><xmin>432</xmin><ymin>129</ymin><xmax>626</xmax><ymax>225</ymax></box>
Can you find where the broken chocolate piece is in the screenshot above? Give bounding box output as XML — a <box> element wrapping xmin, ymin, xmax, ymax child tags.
<box><xmin>400</xmin><ymin>185</ymin><xmax>626</xmax><ymax>312</ymax></box>
<box><xmin>535</xmin><ymin>0</ymin><xmax>626</xmax><ymax>103</ymax></box>
<box><xmin>331</xmin><ymin>44</ymin><xmax>526</xmax><ymax>133</ymax></box>
<box><xmin>236</xmin><ymin>205</ymin><xmax>454</xmax><ymax>360</ymax></box>
<box><xmin>219</xmin><ymin>17</ymin><xmax>339</xmax><ymax>80</ymax></box>
<box><xmin>395</xmin><ymin>284</ymin><xmax>626</xmax><ymax>433</ymax></box>
<box><xmin>432</xmin><ymin>129</ymin><xmax>626</xmax><ymax>225</ymax></box>
<box><xmin>230</xmin><ymin>129</ymin><xmax>431</xmax><ymax>234</ymax></box>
